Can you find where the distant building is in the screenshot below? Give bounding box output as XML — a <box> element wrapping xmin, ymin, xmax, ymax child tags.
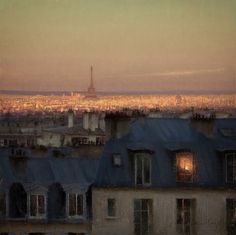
<box><xmin>37</xmin><ymin>111</ymin><xmax>106</xmax><ymax>147</ymax></box>
<box><xmin>85</xmin><ymin>66</ymin><xmax>97</xmax><ymax>99</ymax></box>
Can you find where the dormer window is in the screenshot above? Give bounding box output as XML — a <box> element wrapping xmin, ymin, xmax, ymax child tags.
<box><xmin>176</xmin><ymin>152</ymin><xmax>194</xmax><ymax>182</ymax></box>
<box><xmin>68</xmin><ymin>193</ymin><xmax>84</xmax><ymax>217</ymax></box>
<box><xmin>30</xmin><ymin>194</ymin><xmax>46</xmax><ymax>218</ymax></box>
<box><xmin>226</xmin><ymin>152</ymin><xmax>236</xmax><ymax>183</ymax></box>
<box><xmin>134</xmin><ymin>152</ymin><xmax>151</xmax><ymax>186</ymax></box>
<box><xmin>112</xmin><ymin>154</ymin><xmax>122</xmax><ymax>166</ymax></box>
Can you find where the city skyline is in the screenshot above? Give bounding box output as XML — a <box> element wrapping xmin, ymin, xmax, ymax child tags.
<box><xmin>0</xmin><ymin>0</ymin><xmax>236</xmax><ymax>92</ymax></box>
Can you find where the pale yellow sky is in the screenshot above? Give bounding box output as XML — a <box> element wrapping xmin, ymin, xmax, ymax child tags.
<box><xmin>0</xmin><ymin>0</ymin><xmax>235</xmax><ymax>92</ymax></box>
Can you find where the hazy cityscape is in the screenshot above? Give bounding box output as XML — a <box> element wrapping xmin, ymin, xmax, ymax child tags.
<box><xmin>0</xmin><ymin>93</ymin><xmax>235</xmax><ymax>115</ymax></box>
<box><xmin>0</xmin><ymin>0</ymin><xmax>236</xmax><ymax>235</ymax></box>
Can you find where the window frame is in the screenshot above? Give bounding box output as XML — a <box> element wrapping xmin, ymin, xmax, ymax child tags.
<box><xmin>134</xmin><ymin>152</ymin><xmax>151</xmax><ymax>186</ymax></box>
<box><xmin>29</xmin><ymin>194</ymin><xmax>46</xmax><ymax>219</ymax></box>
<box><xmin>133</xmin><ymin>199</ymin><xmax>153</xmax><ymax>235</ymax></box>
<box><xmin>176</xmin><ymin>152</ymin><xmax>194</xmax><ymax>183</ymax></box>
<box><xmin>107</xmin><ymin>198</ymin><xmax>116</xmax><ymax>218</ymax></box>
<box><xmin>226</xmin><ymin>198</ymin><xmax>236</xmax><ymax>234</ymax></box>
<box><xmin>225</xmin><ymin>152</ymin><xmax>236</xmax><ymax>183</ymax></box>
<box><xmin>67</xmin><ymin>193</ymin><xmax>85</xmax><ymax>218</ymax></box>
<box><xmin>176</xmin><ymin>198</ymin><xmax>195</xmax><ymax>235</ymax></box>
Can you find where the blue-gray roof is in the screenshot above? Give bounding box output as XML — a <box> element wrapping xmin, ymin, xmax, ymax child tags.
<box><xmin>0</xmin><ymin>148</ymin><xmax>99</xmax><ymax>192</ymax></box>
<box><xmin>95</xmin><ymin>118</ymin><xmax>236</xmax><ymax>188</ymax></box>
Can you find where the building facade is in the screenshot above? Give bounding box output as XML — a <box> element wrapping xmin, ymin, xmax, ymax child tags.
<box><xmin>0</xmin><ymin>147</ymin><xmax>99</xmax><ymax>235</ymax></box>
<box><xmin>0</xmin><ymin>117</ymin><xmax>235</xmax><ymax>235</ymax></box>
<box><xmin>93</xmin><ymin>118</ymin><xmax>236</xmax><ymax>235</ymax></box>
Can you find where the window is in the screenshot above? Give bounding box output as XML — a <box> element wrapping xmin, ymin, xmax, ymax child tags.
<box><xmin>68</xmin><ymin>193</ymin><xmax>83</xmax><ymax>217</ymax></box>
<box><xmin>112</xmin><ymin>154</ymin><xmax>122</xmax><ymax>166</ymax></box>
<box><xmin>107</xmin><ymin>198</ymin><xmax>116</xmax><ymax>217</ymax></box>
<box><xmin>176</xmin><ymin>152</ymin><xmax>194</xmax><ymax>182</ymax></box>
<box><xmin>30</xmin><ymin>195</ymin><xmax>45</xmax><ymax>217</ymax></box>
<box><xmin>0</xmin><ymin>194</ymin><xmax>6</xmax><ymax>217</ymax></box>
<box><xmin>134</xmin><ymin>199</ymin><xmax>153</xmax><ymax>235</ymax></box>
<box><xmin>226</xmin><ymin>199</ymin><xmax>236</xmax><ymax>235</ymax></box>
<box><xmin>9</xmin><ymin>183</ymin><xmax>27</xmax><ymax>218</ymax></box>
<box><xmin>68</xmin><ymin>233</ymin><xmax>85</xmax><ymax>235</ymax></box>
<box><xmin>226</xmin><ymin>153</ymin><xmax>236</xmax><ymax>183</ymax></box>
<box><xmin>176</xmin><ymin>199</ymin><xmax>195</xmax><ymax>235</ymax></box>
<box><xmin>28</xmin><ymin>233</ymin><xmax>45</xmax><ymax>235</ymax></box>
<box><xmin>134</xmin><ymin>152</ymin><xmax>151</xmax><ymax>185</ymax></box>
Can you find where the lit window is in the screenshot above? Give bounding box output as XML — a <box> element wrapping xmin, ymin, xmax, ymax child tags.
<box><xmin>107</xmin><ymin>198</ymin><xmax>116</xmax><ymax>217</ymax></box>
<box><xmin>226</xmin><ymin>199</ymin><xmax>236</xmax><ymax>234</ymax></box>
<box><xmin>0</xmin><ymin>194</ymin><xmax>6</xmax><ymax>217</ymax></box>
<box><xmin>134</xmin><ymin>199</ymin><xmax>153</xmax><ymax>235</ymax></box>
<box><xmin>226</xmin><ymin>153</ymin><xmax>236</xmax><ymax>183</ymax></box>
<box><xmin>134</xmin><ymin>152</ymin><xmax>151</xmax><ymax>185</ymax></box>
<box><xmin>30</xmin><ymin>195</ymin><xmax>45</xmax><ymax>217</ymax></box>
<box><xmin>176</xmin><ymin>199</ymin><xmax>195</xmax><ymax>235</ymax></box>
<box><xmin>112</xmin><ymin>154</ymin><xmax>122</xmax><ymax>166</ymax></box>
<box><xmin>68</xmin><ymin>193</ymin><xmax>83</xmax><ymax>217</ymax></box>
<box><xmin>176</xmin><ymin>152</ymin><xmax>194</xmax><ymax>182</ymax></box>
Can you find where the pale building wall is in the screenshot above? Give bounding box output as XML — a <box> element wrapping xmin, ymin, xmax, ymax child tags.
<box><xmin>37</xmin><ymin>132</ymin><xmax>61</xmax><ymax>147</ymax></box>
<box><xmin>83</xmin><ymin>113</ymin><xmax>89</xmax><ymax>130</ymax></box>
<box><xmin>92</xmin><ymin>188</ymin><xmax>236</xmax><ymax>235</ymax></box>
<box><xmin>90</xmin><ymin>113</ymin><xmax>99</xmax><ymax>131</ymax></box>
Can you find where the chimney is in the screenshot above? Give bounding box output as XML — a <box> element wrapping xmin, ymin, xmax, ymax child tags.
<box><xmin>190</xmin><ymin>113</ymin><xmax>215</xmax><ymax>138</ymax></box>
<box><xmin>83</xmin><ymin>112</ymin><xmax>89</xmax><ymax>130</ymax></box>
<box><xmin>68</xmin><ymin>109</ymin><xmax>74</xmax><ymax>128</ymax></box>
<box><xmin>82</xmin><ymin>112</ymin><xmax>99</xmax><ymax>131</ymax></box>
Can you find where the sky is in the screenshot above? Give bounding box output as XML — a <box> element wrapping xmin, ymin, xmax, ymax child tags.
<box><xmin>0</xmin><ymin>0</ymin><xmax>236</xmax><ymax>92</ymax></box>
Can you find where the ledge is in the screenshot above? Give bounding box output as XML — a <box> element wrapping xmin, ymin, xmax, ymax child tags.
<box><xmin>105</xmin><ymin>216</ymin><xmax>119</xmax><ymax>220</ymax></box>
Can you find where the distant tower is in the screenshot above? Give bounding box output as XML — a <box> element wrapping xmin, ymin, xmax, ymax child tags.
<box><xmin>86</xmin><ymin>66</ymin><xmax>97</xmax><ymax>98</ymax></box>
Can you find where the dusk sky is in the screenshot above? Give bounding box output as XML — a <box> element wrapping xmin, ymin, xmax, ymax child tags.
<box><xmin>0</xmin><ymin>0</ymin><xmax>235</xmax><ymax>92</ymax></box>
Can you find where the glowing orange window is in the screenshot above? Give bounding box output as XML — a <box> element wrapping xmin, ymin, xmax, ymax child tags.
<box><xmin>176</xmin><ymin>152</ymin><xmax>194</xmax><ymax>182</ymax></box>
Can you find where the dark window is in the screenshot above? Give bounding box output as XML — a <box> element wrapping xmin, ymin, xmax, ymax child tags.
<box><xmin>29</xmin><ymin>233</ymin><xmax>45</xmax><ymax>235</ymax></box>
<box><xmin>9</xmin><ymin>183</ymin><xmax>27</xmax><ymax>218</ymax></box>
<box><xmin>134</xmin><ymin>153</ymin><xmax>151</xmax><ymax>185</ymax></box>
<box><xmin>176</xmin><ymin>199</ymin><xmax>195</xmax><ymax>235</ymax></box>
<box><xmin>28</xmin><ymin>233</ymin><xmax>45</xmax><ymax>235</ymax></box>
<box><xmin>226</xmin><ymin>153</ymin><xmax>236</xmax><ymax>183</ymax></box>
<box><xmin>69</xmin><ymin>194</ymin><xmax>76</xmax><ymax>216</ymax></box>
<box><xmin>0</xmin><ymin>194</ymin><xmax>6</xmax><ymax>217</ymax></box>
<box><xmin>226</xmin><ymin>199</ymin><xmax>236</xmax><ymax>235</ymax></box>
<box><xmin>176</xmin><ymin>152</ymin><xmax>194</xmax><ymax>182</ymax></box>
<box><xmin>134</xmin><ymin>199</ymin><xmax>153</xmax><ymax>235</ymax></box>
<box><xmin>107</xmin><ymin>198</ymin><xmax>116</xmax><ymax>217</ymax></box>
<box><xmin>47</xmin><ymin>183</ymin><xmax>66</xmax><ymax>219</ymax></box>
<box><xmin>69</xmin><ymin>193</ymin><xmax>83</xmax><ymax>217</ymax></box>
<box><xmin>30</xmin><ymin>195</ymin><xmax>45</xmax><ymax>217</ymax></box>
<box><xmin>112</xmin><ymin>154</ymin><xmax>122</xmax><ymax>166</ymax></box>
<box><xmin>68</xmin><ymin>233</ymin><xmax>85</xmax><ymax>235</ymax></box>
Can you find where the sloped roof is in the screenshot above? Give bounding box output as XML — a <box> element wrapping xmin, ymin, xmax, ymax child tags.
<box><xmin>213</xmin><ymin>118</ymin><xmax>236</xmax><ymax>151</ymax></box>
<box><xmin>95</xmin><ymin>118</ymin><xmax>236</xmax><ymax>188</ymax></box>
<box><xmin>0</xmin><ymin>147</ymin><xmax>99</xmax><ymax>192</ymax></box>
